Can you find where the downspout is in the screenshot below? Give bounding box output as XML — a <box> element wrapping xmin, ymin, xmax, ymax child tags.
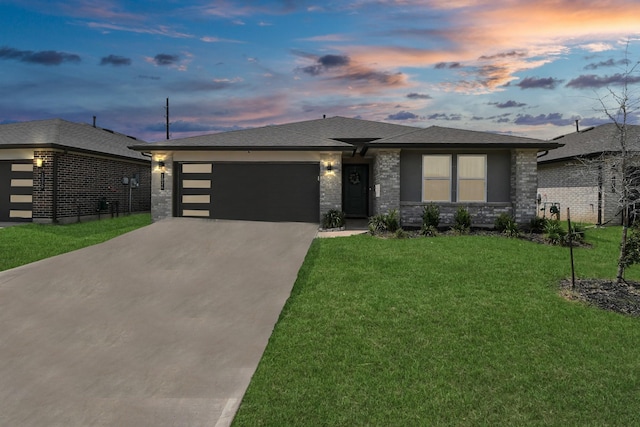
<box><xmin>52</xmin><ymin>152</ymin><xmax>58</xmax><ymax>223</ymax></box>
<box><xmin>597</xmin><ymin>164</ymin><xmax>603</xmax><ymax>225</ymax></box>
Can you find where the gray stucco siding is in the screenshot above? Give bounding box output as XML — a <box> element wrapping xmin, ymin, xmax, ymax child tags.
<box><xmin>400</xmin><ymin>150</ymin><xmax>511</xmax><ymax>203</ymax></box>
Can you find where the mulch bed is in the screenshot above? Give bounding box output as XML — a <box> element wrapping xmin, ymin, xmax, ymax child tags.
<box><xmin>559</xmin><ymin>279</ymin><xmax>640</xmax><ymax>317</ymax></box>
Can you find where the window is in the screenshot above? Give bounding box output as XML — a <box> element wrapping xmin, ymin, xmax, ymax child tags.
<box><xmin>422</xmin><ymin>154</ymin><xmax>487</xmax><ymax>202</ymax></box>
<box><xmin>422</xmin><ymin>155</ymin><xmax>451</xmax><ymax>201</ymax></box>
<box><xmin>457</xmin><ymin>155</ymin><xmax>486</xmax><ymax>202</ymax></box>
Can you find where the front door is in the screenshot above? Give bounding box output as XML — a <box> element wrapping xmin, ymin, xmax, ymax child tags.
<box><xmin>343</xmin><ymin>164</ymin><xmax>368</xmax><ymax>217</ymax></box>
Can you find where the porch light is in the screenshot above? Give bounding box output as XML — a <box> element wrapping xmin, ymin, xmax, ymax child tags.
<box><xmin>326</xmin><ymin>162</ymin><xmax>333</xmax><ymax>172</ymax></box>
<box><xmin>35</xmin><ymin>158</ymin><xmax>43</xmax><ymax>168</ymax></box>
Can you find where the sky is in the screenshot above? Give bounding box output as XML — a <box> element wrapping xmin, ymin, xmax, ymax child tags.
<box><xmin>1</xmin><ymin>0</ymin><xmax>640</xmax><ymax>142</ymax></box>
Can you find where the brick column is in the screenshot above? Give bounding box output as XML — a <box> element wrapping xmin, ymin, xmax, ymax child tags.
<box><xmin>511</xmin><ymin>149</ymin><xmax>538</xmax><ymax>225</ymax></box>
<box><xmin>373</xmin><ymin>150</ymin><xmax>400</xmax><ymax>215</ymax></box>
<box><xmin>320</xmin><ymin>153</ymin><xmax>342</xmax><ymax>220</ymax></box>
<box><xmin>151</xmin><ymin>153</ymin><xmax>173</xmax><ymax>221</ymax></box>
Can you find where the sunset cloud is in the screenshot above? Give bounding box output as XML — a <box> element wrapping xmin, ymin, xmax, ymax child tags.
<box><xmin>99</xmin><ymin>54</ymin><xmax>131</xmax><ymax>66</ymax></box>
<box><xmin>566</xmin><ymin>73</ymin><xmax>640</xmax><ymax>89</ymax></box>
<box><xmin>516</xmin><ymin>77</ymin><xmax>564</xmax><ymax>90</ymax></box>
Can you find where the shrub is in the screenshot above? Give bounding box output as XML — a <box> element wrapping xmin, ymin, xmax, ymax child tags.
<box><xmin>385</xmin><ymin>209</ymin><xmax>400</xmax><ymax>233</ymax></box>
<box><xmin>368</xmin><ymin>214</ymin><xmax>387</xmax><ymax>234</ymax></box>
<box><xmin>567</xmin><ymin>222</ymin><xmax>586</xmax><ymax>243</ymax></box>
<box><xmin>421</xmin><ymin>225</ymin><xmax>438</xmax><ymax>237</ymax></box>
<box><xmin>494</xmin><ymin>213</ymin><xmax>513</xmax><ymax>232</ymax></box>
<box><xmin>322</xmin><ymin>209</ymin><xmax>345</xmax><ymax>229</ymax></box>
<box><xmin>494</xmin><ymin>213</ymin><xmax>519</xmax><ymax>238</ymax></box>
<box><xmin>422</xmin><ymin>204</ymin><xmax>440</xmax><ymax>228</ymax></box>
<box><xmin>452</xmin><ymin>207</ymin><xmax>471</xmax><ymax>234</ymax></box>
<box><xmin>544</xmin><ymin>220</ymin><xmax>567</xmax><ymax>245</ymax></box>
<box><xmin>368</xmin><ymin>210</ymin><xmax>401</xmax><ymax>235</ymax></box>
<box><xmin>529</xmin><ymin>217</ymin><xmax>547</xmax><ymax>234</ymax></box>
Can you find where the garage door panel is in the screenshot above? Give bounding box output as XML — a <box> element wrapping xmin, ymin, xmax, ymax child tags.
<box><xmin>1</xmin><ymin>160</ymin><xmax>33</xmax><ymax>222</ymax></box>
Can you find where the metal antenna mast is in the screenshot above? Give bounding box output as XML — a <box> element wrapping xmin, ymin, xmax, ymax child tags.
<box><xmin>165</xmin><ymin>98</ymin><xmax>170</xmax><ymax>140</ymax></box>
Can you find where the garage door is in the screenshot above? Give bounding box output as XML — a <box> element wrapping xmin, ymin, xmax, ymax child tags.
<box><xmin>177</xmin><ymin>162</ymin><xmax>320</xmax><ymax>223</ymax></box>
<box><xmin>0</xmin><ymin>160</ymin><xmax>33</xmax><ymax>222</ymax></box>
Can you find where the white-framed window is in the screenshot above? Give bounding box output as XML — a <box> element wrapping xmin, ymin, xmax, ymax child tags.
<box><xmin>422</xmin><ymin>155</ymin><xmax>451</xmax><ymax>202</ymax></box>
<box><xmin>457</xmin><ymin>155</ymin><xmax>486</xmax><ymax>202</ymax></box>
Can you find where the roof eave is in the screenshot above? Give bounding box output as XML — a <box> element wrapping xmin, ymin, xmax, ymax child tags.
<box><xmin>368</xmin><ymin>142</ymin><xmax>563</xmax><ymax>149</ymax></box>
<box><xmin>2</xmin><ymin>143</ymin><xmax>150</xmax><ymax>162</ymax></box>
<box><xmin>129</xmin><ymin>145</ymin><xmax>354</xmax><ymax>152</ymax></box>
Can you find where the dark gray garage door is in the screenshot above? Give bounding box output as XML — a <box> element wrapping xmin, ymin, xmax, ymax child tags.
<box><xmin>177</xmin><ymin>162</ymin><xmax>320</xmax><ymax>223</ymax></box>
<box><xmin>0</xmin><ymin>160</ymin><xmax>33</xmax><ymax>222</ymax></box>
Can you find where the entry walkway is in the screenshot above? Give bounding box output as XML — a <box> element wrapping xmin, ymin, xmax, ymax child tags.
<box><xmin>0</xmin><ymin>218</ymin><xmax>318</xmax><ymax>427</ymax></box>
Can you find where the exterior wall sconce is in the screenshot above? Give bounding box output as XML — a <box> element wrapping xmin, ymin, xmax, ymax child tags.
<box><xmin>326</xmin><ymin>162</ymin><xmax>333</xmax><ymax>172</ymax></box>
<box><xmin>158</xmin><ymin>161</ymin><xmax>166</xmax><ymax>190</ymax></box>
<box><xmin>35</xmin><ymin>158</ymin><xmax>44</xmax><ymax>190</ymax></box>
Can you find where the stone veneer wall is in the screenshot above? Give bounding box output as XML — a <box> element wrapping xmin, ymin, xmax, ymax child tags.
<box><xmin>401</xmin><ymin>202</ymin><xmax>513</xmax><ymax>227</ymax></box>
<box><xmin>373</xmin><ymin>150</ymin><xmax>400</xmax><ymax>215</ymax></box>
<box><xmin>151</xmin><ymin>153</ymin><xmax>173</xmax><ymax>221</ymax></box>
<box><xmin>319</xmin><ymin>153</ymin><xmax>342</xmax><ymax>219</ymax></box>
<box><xmin>511</xmin><ymin>149</ymin><xmax>538</xmax><ymax>225</ymax></box>
<box><xmin>33</xmin><ymin>150</ymin><xmax>150</xmax><ymax>223</ymax></box>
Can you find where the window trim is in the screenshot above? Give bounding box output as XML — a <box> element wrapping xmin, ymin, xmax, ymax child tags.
<box><xmin>456</xmin><ymin>154</ymin><xmax>487</xmax><ymax>202</ymax></box>
<box><xmin>422</xmin><ymin>154</ymin><xmax>452</xmax><ymax>202</ymax></box>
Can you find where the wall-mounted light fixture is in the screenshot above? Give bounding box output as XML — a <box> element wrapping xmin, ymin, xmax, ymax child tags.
<box><xmin>326</xmin><ymin>162</ymin><xmax>333</xmax><ymax>172</ymax></box>
<box><xmin>158</xmin><ymin>161</ymin><xmax>166</xmax><ymax>172</ymax></box>
<box><xmin>158</xmin><ymin>161</ymin><xmax>166</xmax><ymax>190</ymax></box>
<box><xmin>35</xmin><ymin>158</ymin><xmax>44</xmax><ymax>190</ymax></box>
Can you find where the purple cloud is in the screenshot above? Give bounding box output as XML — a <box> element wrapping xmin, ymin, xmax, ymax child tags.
<box><xmin>489</xmin><ymin>100</ymin><xmax>527</xmax><ymax>108</ymax></box>
<box><xmin>407</xmin><ymin>92</ymin><xmax>432</xmax><ymax>100</ymax></box>
<box><xmin>435</xmin><ymin>62</ymin><xmax>462</xmax><ymax>69</ymax></box>
<box><xmin>388</xmin><ymin>111</ymin><xmax>419</xmax><ymax>120</ymax></box>
<box><xmin>302</xmin><ymin>54</ymin><xmax>350</xmax><ymax>75</ymax></box>
<box><xmin>0</xmin><ymin>46</ymin><xmax>80</xmax><ymax>65</ymax></box>
<box><xmin>153</xmin><ymin>53</ymin><xmax>180</xmax><ymax>66</ymax></box>
<box><xmin>584</xmin><ymin>58</ymin><xmax>629</xmax><ymax>70</ymax></box>
<box><xmin>566</xmin><ymin>73</ymin><xmax>640</xmax><ymax>89</ymax></box>
<box><xmin>428</xmin><ymin>113</ymin><xmax>462</xmax><ymax>121</ymax></box>
<box><xmin>516</xmin><ymin>77</ymin><xmax>563</xmax><ymax>90</ymax></box>
<box><xmin>514</xmin><ymin>113</ymin><xmax>578</xmax><ymax>126</ymax></box>
<box><xmin>100</xmin><ymin>54</ymin><xmax>131</xmax><ymax>66</ymax></box>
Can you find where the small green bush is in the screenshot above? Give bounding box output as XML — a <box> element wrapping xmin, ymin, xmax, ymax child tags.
<box><xmin>421</xmin><ymin>225</ymin><xmax>438</xmax><ymax>237</ymax></box>
<box><xmin>385</xmin><ymin>209</ymin><xmax>400</xmax><ymax>233</ymax></box>
<box><xmin>394</xmin><ymin>228</ymin><xmax>409</xmax><ymax>239</ymax></box>
<box><xmin>567</xmin><ymin>222</ymin><xmax>586</xmax><ymax>243</ymax></box>
<box><xmin>495</xmin><ymin>213</ymin><xmax>519</xmax><ymax>238</ymax></box>
<box><xmin>322</xmin><ymin>209</ymin><xmax>345</xmax><ymax>229</ymax></box>
<box><xmin>368</xmin><ymin>214</ymin><xmax>387</xmax><ymax>234</ymax></box>
<box><xmin>529</xmin><ymin>217</ymin><xmax>547</xmax><ymax>234</ymax></box>
<box><xmin>368</xmin><ymin>210</ymin><xmax>401</xmax><ymax>235</ymax></box>
<box><xmin>544</xmin><ymin>220</ymin><xmax>567</xmax><ymax>245</ymax></box>
<box><xmin>452</xmin><ymin>207</ymin><xmax>471</xmax><ymax>234</ymax></box>
<box><xmin>422</xmin><ymin>204</ymin><xmax>440</xmax><ymax>228</ymax></box>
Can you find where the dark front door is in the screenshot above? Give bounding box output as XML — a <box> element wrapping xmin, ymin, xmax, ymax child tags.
<box><xmin>343</xmin><ymin>164</ymin><xmax>368</xmax><ymax>217</ymax></box>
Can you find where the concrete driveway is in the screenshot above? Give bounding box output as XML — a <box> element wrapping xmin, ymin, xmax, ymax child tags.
<box><xmin>0</xmin><ymin>218</ymin><xmax>318</xmax><ymax>427</ymax></box>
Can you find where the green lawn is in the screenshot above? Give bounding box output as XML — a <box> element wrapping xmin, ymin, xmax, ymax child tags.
<box><xmin>0</xmin><ymin>214</ymin><xmax>151</xmax><ymax>272</ymax></box>
<box><xmin>233</xmin><ymin>227</ymin><xmax>640</xmax><ymax>426</ymax></box>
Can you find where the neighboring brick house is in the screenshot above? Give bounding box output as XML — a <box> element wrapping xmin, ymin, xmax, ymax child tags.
<box><xmin>538</xmin><ymin>123</ymin><xmax>640</xmax><ymax>225</ymax></box>
<box><xmin>130</xmin><ymin>116</ymin><xmax>560</xmax><ymax>227</ymax></box>
<box><xmin>0</xmin><ymin>119</ymin><xmax>151</xmax><ymax>223</ymax></box>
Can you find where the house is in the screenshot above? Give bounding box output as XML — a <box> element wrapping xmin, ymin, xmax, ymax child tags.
<box><xmin>0</xmin><ymin>118</ymin><xmax>151</xmax><ymax>224</ymax></box>
<box><xmin>130</xmin><ymin>116</ymin><xmax>560</xmax><ymax>227</ymax></box>
<box><xmin>537</xmin><ymin>123</ymin><xmax>640</xmax><ymax>225</ymax></box>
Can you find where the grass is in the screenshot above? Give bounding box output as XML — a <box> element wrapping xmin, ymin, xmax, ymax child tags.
<box><xmin>0</xmin><ymin>213</ymin><xmax>151</xmax><ymax>272</ymax></box>
<box><xmin>233</xmin><ymin>227</ymin><xmax>640</xmax><ymax>426</ymax></box>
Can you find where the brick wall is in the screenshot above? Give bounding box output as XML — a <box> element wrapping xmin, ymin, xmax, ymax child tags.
<box><xmin>373</xmin><ymin>150</ymin><xmax>400</xmax><ymax>215</ymax></box>
<box><xmin>33</xmin><ymin>150</ymin><xmax>150</xmax><ymax>223</ymax></box>
<box><xmin>511</xmin><ymin>149</ymin><xmax>538</xmax><ymax>224</ymax></box>
<box><xmin>401</xmin><ymin>202</ymin><xmax>513</xmax><ymax>227</ymax></box>
<box><xmin>319</xmin><ymin>153</ymin><xmax>342</xmax><ymax>219</ymax></box>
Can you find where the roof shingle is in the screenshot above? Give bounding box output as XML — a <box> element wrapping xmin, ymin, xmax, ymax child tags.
<box><xmin>0</xmin><ymin>118</ymin><xmax>149</xmax><ymax>161</ymax></box>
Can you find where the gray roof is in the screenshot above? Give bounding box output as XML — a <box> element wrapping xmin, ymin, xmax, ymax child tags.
<box><xmin>130</xmin><ymin>116</ymin><xmax>558</xmax><ymax>152</ymax></box>
<box><xmin>0</xmin><ymin>118</ymin><xmax>149</xmax><ymax>161</ymax></box>
<box><xmin>130</xmin><ymin>116</ymin><xmax>420</xmax><ymax>151</ymax></box>
<box><xmin>372</xmin><ymin>125</ymin><xmax>560</xmax><ymax>149</ymax></box>
<box><xmin>539</xmin><ymin>123</ymin><xmax>640</xmax><ymax>163</ymax></box>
